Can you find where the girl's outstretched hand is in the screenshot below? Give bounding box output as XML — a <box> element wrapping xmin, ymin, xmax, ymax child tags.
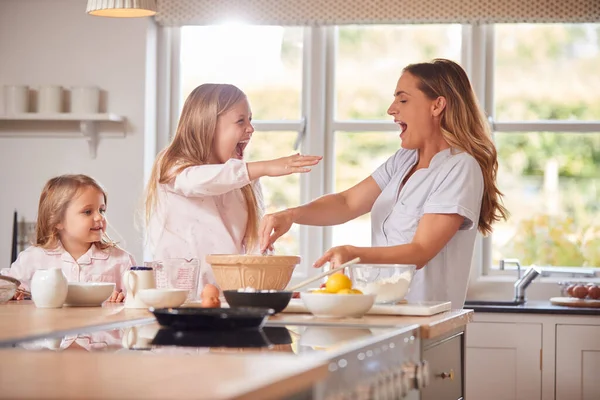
<box><xmin>249</xmin><ymin>154</ymin><xmax>322</xmax><ymax>180</ymax></box>
<box><xmin>267</xmin><ymin>153</ymin><xmax>322</xmax><ymax>177</ymax></box>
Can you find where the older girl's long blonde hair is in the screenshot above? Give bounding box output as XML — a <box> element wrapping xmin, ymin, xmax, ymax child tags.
<box><xmin>144</xmin><ymin>83</ymin><xmax>260</xmax><ymax>251</ymax></box>
<box><xmin>36</xmin><ymin>174</ymin><xmax>115</xmax><ymax>250</ymax></box>
<box><xmin>404</xmin><ymin>59</ymin><xmax>509</xmax><ymax>235</ymax></box>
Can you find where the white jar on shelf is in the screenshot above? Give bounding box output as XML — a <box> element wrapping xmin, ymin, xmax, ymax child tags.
<box><xmin>2</xmin><ymin>85</ymin><xmax>29</xmax><ymax>114</ymax></box>
<box><xmin>71</xmin><ymin>86</ymin><xmax>100</xmax><ymax>114</ymax></box>
<box><xmin>38</xmin><ymin>85</ymin><xmax>63</xmax><ymax>113</ymax></box>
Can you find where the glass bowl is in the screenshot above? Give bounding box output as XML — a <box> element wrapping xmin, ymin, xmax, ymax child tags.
<box><xmin>349</xmin><ymin>264</ymin><xmax>416</xmax><ymax>304</ymax></box>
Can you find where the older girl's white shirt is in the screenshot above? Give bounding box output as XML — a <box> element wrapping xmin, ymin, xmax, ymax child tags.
<box><xmin>370</xmin><ymin>148</ymin><xmax>484</xmax><ymax>309</ymax></box>
<box><xmin>146</xmin><ymin>159</ymin><xmax>264</xmax><ymax>289</ymax></box>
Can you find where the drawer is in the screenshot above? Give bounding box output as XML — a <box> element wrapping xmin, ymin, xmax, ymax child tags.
<box><xmin>421</xmin><ymin>334</ymin><xmax>463</xmax><ymax>400</ymax></box>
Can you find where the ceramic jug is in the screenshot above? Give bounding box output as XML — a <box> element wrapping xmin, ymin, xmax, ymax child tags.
<box><xmin>31</xmin><ymin>268</ymin><xmax>68</xmax><ymax>308</ymax></box>
<box><xmin>123</xmin><ymin>266</ymin><xmax>155</xmax><ymax>309</ymax></box>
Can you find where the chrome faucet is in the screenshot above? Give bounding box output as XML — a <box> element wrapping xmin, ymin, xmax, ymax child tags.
<box><xmin>501</xmin><ymin>258</ymin><xmax>541</xmax><ymax>303</ymax></box>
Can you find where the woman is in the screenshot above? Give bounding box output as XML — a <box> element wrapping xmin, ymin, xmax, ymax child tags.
<box><xmin>258</xmin><ymin>59</ymin><xmax>508</xmax><ymax>308</ymax></box>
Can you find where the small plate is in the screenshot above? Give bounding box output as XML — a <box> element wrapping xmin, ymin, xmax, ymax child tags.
<box><xmin>150</xmin><ymin>307</ymin><xmax>274</xmax><ymax>330</ymax></box>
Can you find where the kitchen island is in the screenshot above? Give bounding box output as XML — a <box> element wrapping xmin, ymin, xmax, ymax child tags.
<box><xmin>0</xmin><ymin>301</ymin><xmax>472</xmax><ymax>399</ymax></box>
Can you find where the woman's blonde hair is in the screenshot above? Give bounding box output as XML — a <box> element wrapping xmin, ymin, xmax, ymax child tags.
<box><xmin>144</xmin><ymin>83</ymin><xmax>261</xmax><ymax>251</ymax></box>
<box><xmin>36</xmin><ymin>174</ymin><xmax>116</xmax><ymax>250</ymax></box>
<box><xmin>404</xmin><ymin>58</ymin><xmax>508</xmax><ymax>235</ymax></box>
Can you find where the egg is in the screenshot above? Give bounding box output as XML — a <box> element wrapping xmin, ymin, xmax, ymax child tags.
<box><xmin>201</xmin><ymin>296</ymin><xmax>221</xmax><ymax>308</ymax></box>
<box><xmin>566</xmin><ymin>285</ymin><xmax>577</xmax><ymax>297</ymax></box>
<box><xmin>587</xmin><ymin>285</ymin><xmax>600</xmax><ymax>300</ymax></box>
<box><xmin>201</xmin><ymin>284</ymin><xmax>220</xmax><ymax>299</ymax></box>
<box><xmin>572</xmin><ymin>285</ymin><xmax>589</xmax><ymax>299</ymax></box>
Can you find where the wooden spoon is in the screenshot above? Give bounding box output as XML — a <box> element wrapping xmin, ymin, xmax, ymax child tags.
<box><xmin>286</xmin><ymin>257</ymin><xmax>361</xmax><ymax>292</ymax></box>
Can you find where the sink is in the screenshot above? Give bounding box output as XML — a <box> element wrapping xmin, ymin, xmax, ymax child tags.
<box><xmin>464</xmin><ymin>300</ymin><xmax>525</xmax><ymax>307</ymax></box>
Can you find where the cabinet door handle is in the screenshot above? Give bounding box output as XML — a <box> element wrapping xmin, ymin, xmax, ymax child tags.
<box><xmin>439</xmin><ymin>369</ymin><xmax>454</xmax><ymax>381</ymax></box>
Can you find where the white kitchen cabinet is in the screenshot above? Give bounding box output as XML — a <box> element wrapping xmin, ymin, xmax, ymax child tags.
<box><xmin>556</xmin><ymin>325</ymin><xmax>600</xmax><ymax>400</ymax></box>
<box><xmin>465</xmin><ymin>322</ymin><xmax>542</xmax><ymax>400</ymax></box>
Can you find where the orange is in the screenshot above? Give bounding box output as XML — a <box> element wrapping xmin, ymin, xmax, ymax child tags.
<box><xmin>325</xmin><ymin>273</ymin><xmax>352</xmax><ymax>293</ymax></box>
<box><xmin>337</xmin><ymin>288</ymin><xmax>353</xmax><ymax>294</ymax></box>
<box><xmin>350</xmin><ymin>289</ymin><xmax>363</xmax><ymax>295</ymax></box>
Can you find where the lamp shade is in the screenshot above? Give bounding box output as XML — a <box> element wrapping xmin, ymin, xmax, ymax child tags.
<box><xmin>86</xmin><ymin>0</ymin><xmax>157</xmax><ymax>18</ymax></box>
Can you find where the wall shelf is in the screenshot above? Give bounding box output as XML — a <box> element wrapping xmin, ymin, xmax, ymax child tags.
<box><xmin>0</xmin><ymin>113</ymin><xmax>127</xmax><ymax>159</ymax></box>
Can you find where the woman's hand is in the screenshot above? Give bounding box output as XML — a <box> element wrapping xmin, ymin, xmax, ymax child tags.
<box><xmin>313</xmin><ymin>245</ymin><xmax>358</xmax><ymax>269</ymax></box>
<box><xmin>107</xmin><ymin>290</ymin><xmax>125</xmax><ymax>303</ymax></box>
<box><xmin>248</xmin><ymin>154</ymin><xmax>322</xmax><ymax>180</ymax></box>
<box><xmin>259</xmin><ymin>209</ymin><xmax>295</xmax><ymax>253</ymax></box>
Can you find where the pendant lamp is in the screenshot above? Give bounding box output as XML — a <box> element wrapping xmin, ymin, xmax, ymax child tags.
<box><xmin>86</xmin><ymin>0</ymin><xmax>157</xmax><ymax>18</ymax></box>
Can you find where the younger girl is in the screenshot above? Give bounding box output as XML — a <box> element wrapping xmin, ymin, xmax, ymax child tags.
<box><xmin>144</xmin><ymin>83</ymin><xmax>321</xmax><ymax>293</ymax></box>
<box><xmin>7</xmin><ymin>174</ymin><xmax>136</xmax><ymax>301</ymax></box>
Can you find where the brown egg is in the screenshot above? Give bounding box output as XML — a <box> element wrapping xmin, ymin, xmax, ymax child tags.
<box><xmin>587</xmin><ymin>285</ymin><xmax>600</xmax><ymax>300</ymax></box>
<box><xmin>201</xmin><ymin>296</ymin><xmax>221</xmax><ymax>308</ymax></box>
<box><xmin>201</xmin><ymin>284</ymin><xmax>220</xmax><ymax>299</ymax></box>
<box><xmin>572</xmin><ymin>285</ymin><xmax>589</xmax><ymax>299</ymax></box>
<box><xmin>566</xmin><ymin>285</ymin><xmax>577</xmax><ymax>297</ymax></box>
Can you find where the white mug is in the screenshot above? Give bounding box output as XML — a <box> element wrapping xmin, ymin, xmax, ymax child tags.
<box><xmin>38</xmin><ymin>85</ymin><xmax>63</xmax><ymax>113</ymax></box>
<box><xmin>3</xmin><ymin>85</ymin><xmax>29</xmax><ymax>114</ymax></box>
<box><xmin>70</xmin><ymin>86</ymin><xmax>100</xmax><ymax>114</ymax></box>
<box><xmin>31</xmin><ymin>268</ymin><xmax>68</xmax><ymax>308</ymax></box>
<box><xmin>123</xmin><ymin>266</ymin><xmax>156</xmax><ymax>309</ymax></box>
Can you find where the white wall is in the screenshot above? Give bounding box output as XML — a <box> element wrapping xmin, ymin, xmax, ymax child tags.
<box><xmin>0</xmin><ymin>0</ymin><xmax>156</xmax><ymax>265</ymax></box>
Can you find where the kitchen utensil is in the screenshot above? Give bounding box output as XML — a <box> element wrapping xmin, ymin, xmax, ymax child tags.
<box><xmin>150</xmin><ymin>307</ymin><xmax>274</xmax><ymax>330</ymax></box>
<box><xmin>223</xmin><ymin>290</ymin><xmax>293</xmax><ymax>314</ymax></box>
<box><xmin>349</xmin><ymin>264</ymin><xmax>416</xmax><ymax>304</ymax></box>
<box><xmin>286</xmin><ymin>257</ymin><xmax>361</xmax><ymax>292</ymax></box>
<box><xmin>149</xmin><ymin>259</ymin><xmax>200</xmax><ymax>302</ymax></box>
<box><xmin>300</xmin><ymin>292</ymin><xmax>376</xmax><ymax>318</ymax></box>
<box><xmin>64</xmin><ymin>282</ymin><xmax>115</xmax><ymax>307</ymax></box>
<box><xmin>206</xmin><ymin>254</ymin><xmax>300</xmax><ymax>291</ymax></box>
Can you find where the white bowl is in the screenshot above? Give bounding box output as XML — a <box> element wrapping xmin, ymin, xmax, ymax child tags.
<box><xmin>137</xmin><ymin>288</ymin><xmax>188</xmax><ymax>308</ymax></box>
<box><xmin>64</xmin><ymin>282</ymin><xmax>115</xmax><ymax>307</ymax></box>
<box><xmin>301</xmin><ymin>292</ymin><xmax>376</xmax><ymax>318</ymax></box>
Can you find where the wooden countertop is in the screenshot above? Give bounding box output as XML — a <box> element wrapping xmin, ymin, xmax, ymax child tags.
<box><xmin>268</xmin><ymin>309</ymin><xmax>473</xmax><ymax>339</ymax></box>
<box><xmin>0</xmin><ymin>350</ymin><xmax>327</xmax><ymax>400</ymax></box>
<box><xmin>0</xmin><ymin>300</ymin><xmax>152</xmax><ymax>345</ymax></box>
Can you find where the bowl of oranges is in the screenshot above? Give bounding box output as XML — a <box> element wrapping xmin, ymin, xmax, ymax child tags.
<box><xmin>301</xmin><ymin>272</ymin><xmax>376</xmax><ymax>318</ymax></box>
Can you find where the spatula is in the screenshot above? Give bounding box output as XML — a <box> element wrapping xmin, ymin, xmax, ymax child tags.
<box><xmin>286</xmin><ymin>257</ymin><xmax>361</xmax><ymax>292</ymax></box>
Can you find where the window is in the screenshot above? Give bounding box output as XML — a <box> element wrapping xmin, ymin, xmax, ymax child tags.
<box><xmin>173</xmin><ymin>22</ymin><xmax>600</xmax><ymax>281</ymax></box>
<box><xmin>489</xmin><ymin>24</ymin><xmax>600</xmax><ymax>272</ymax></box>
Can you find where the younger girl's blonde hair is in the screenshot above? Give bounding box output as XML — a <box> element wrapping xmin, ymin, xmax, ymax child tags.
<box><xmin>36</xmin><ymin>174</ymin><xmax>116</xmax><ymax>250</ymax></box>
<box><xmin>403</xmin><ymin>59</ymin><xmax>509</xmax><ymax>235</ymax></box>
<box><xmin>144</xmin><ymin>83</ymin><xmax>261</xmax><ymax>251</ymax></box>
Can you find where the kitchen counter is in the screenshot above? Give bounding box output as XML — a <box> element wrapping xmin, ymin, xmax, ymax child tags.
<box><xmin>464</xmin><ymin>300</ymin><xmax>600</xmax><ymax>316</ymax></box>
<box><xmin>0</xmin><ymin>349</ymin><xmax>327</xmax><ymax>400</ymax></box>
<box><xmin>0</xmin><ymin>300</ymin><xmax>153</xmax><ymax>346</ymax></box>
<box><xmin>269</xmin><ymin>309</ymin><xmax>473</xmax><ymax>339</ymax></box>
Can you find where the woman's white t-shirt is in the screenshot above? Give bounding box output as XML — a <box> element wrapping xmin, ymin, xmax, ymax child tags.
<box><xmin>370</xmin><ymin>148</ymin><xmax>484</xmax><ymax>308</ymax></box>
